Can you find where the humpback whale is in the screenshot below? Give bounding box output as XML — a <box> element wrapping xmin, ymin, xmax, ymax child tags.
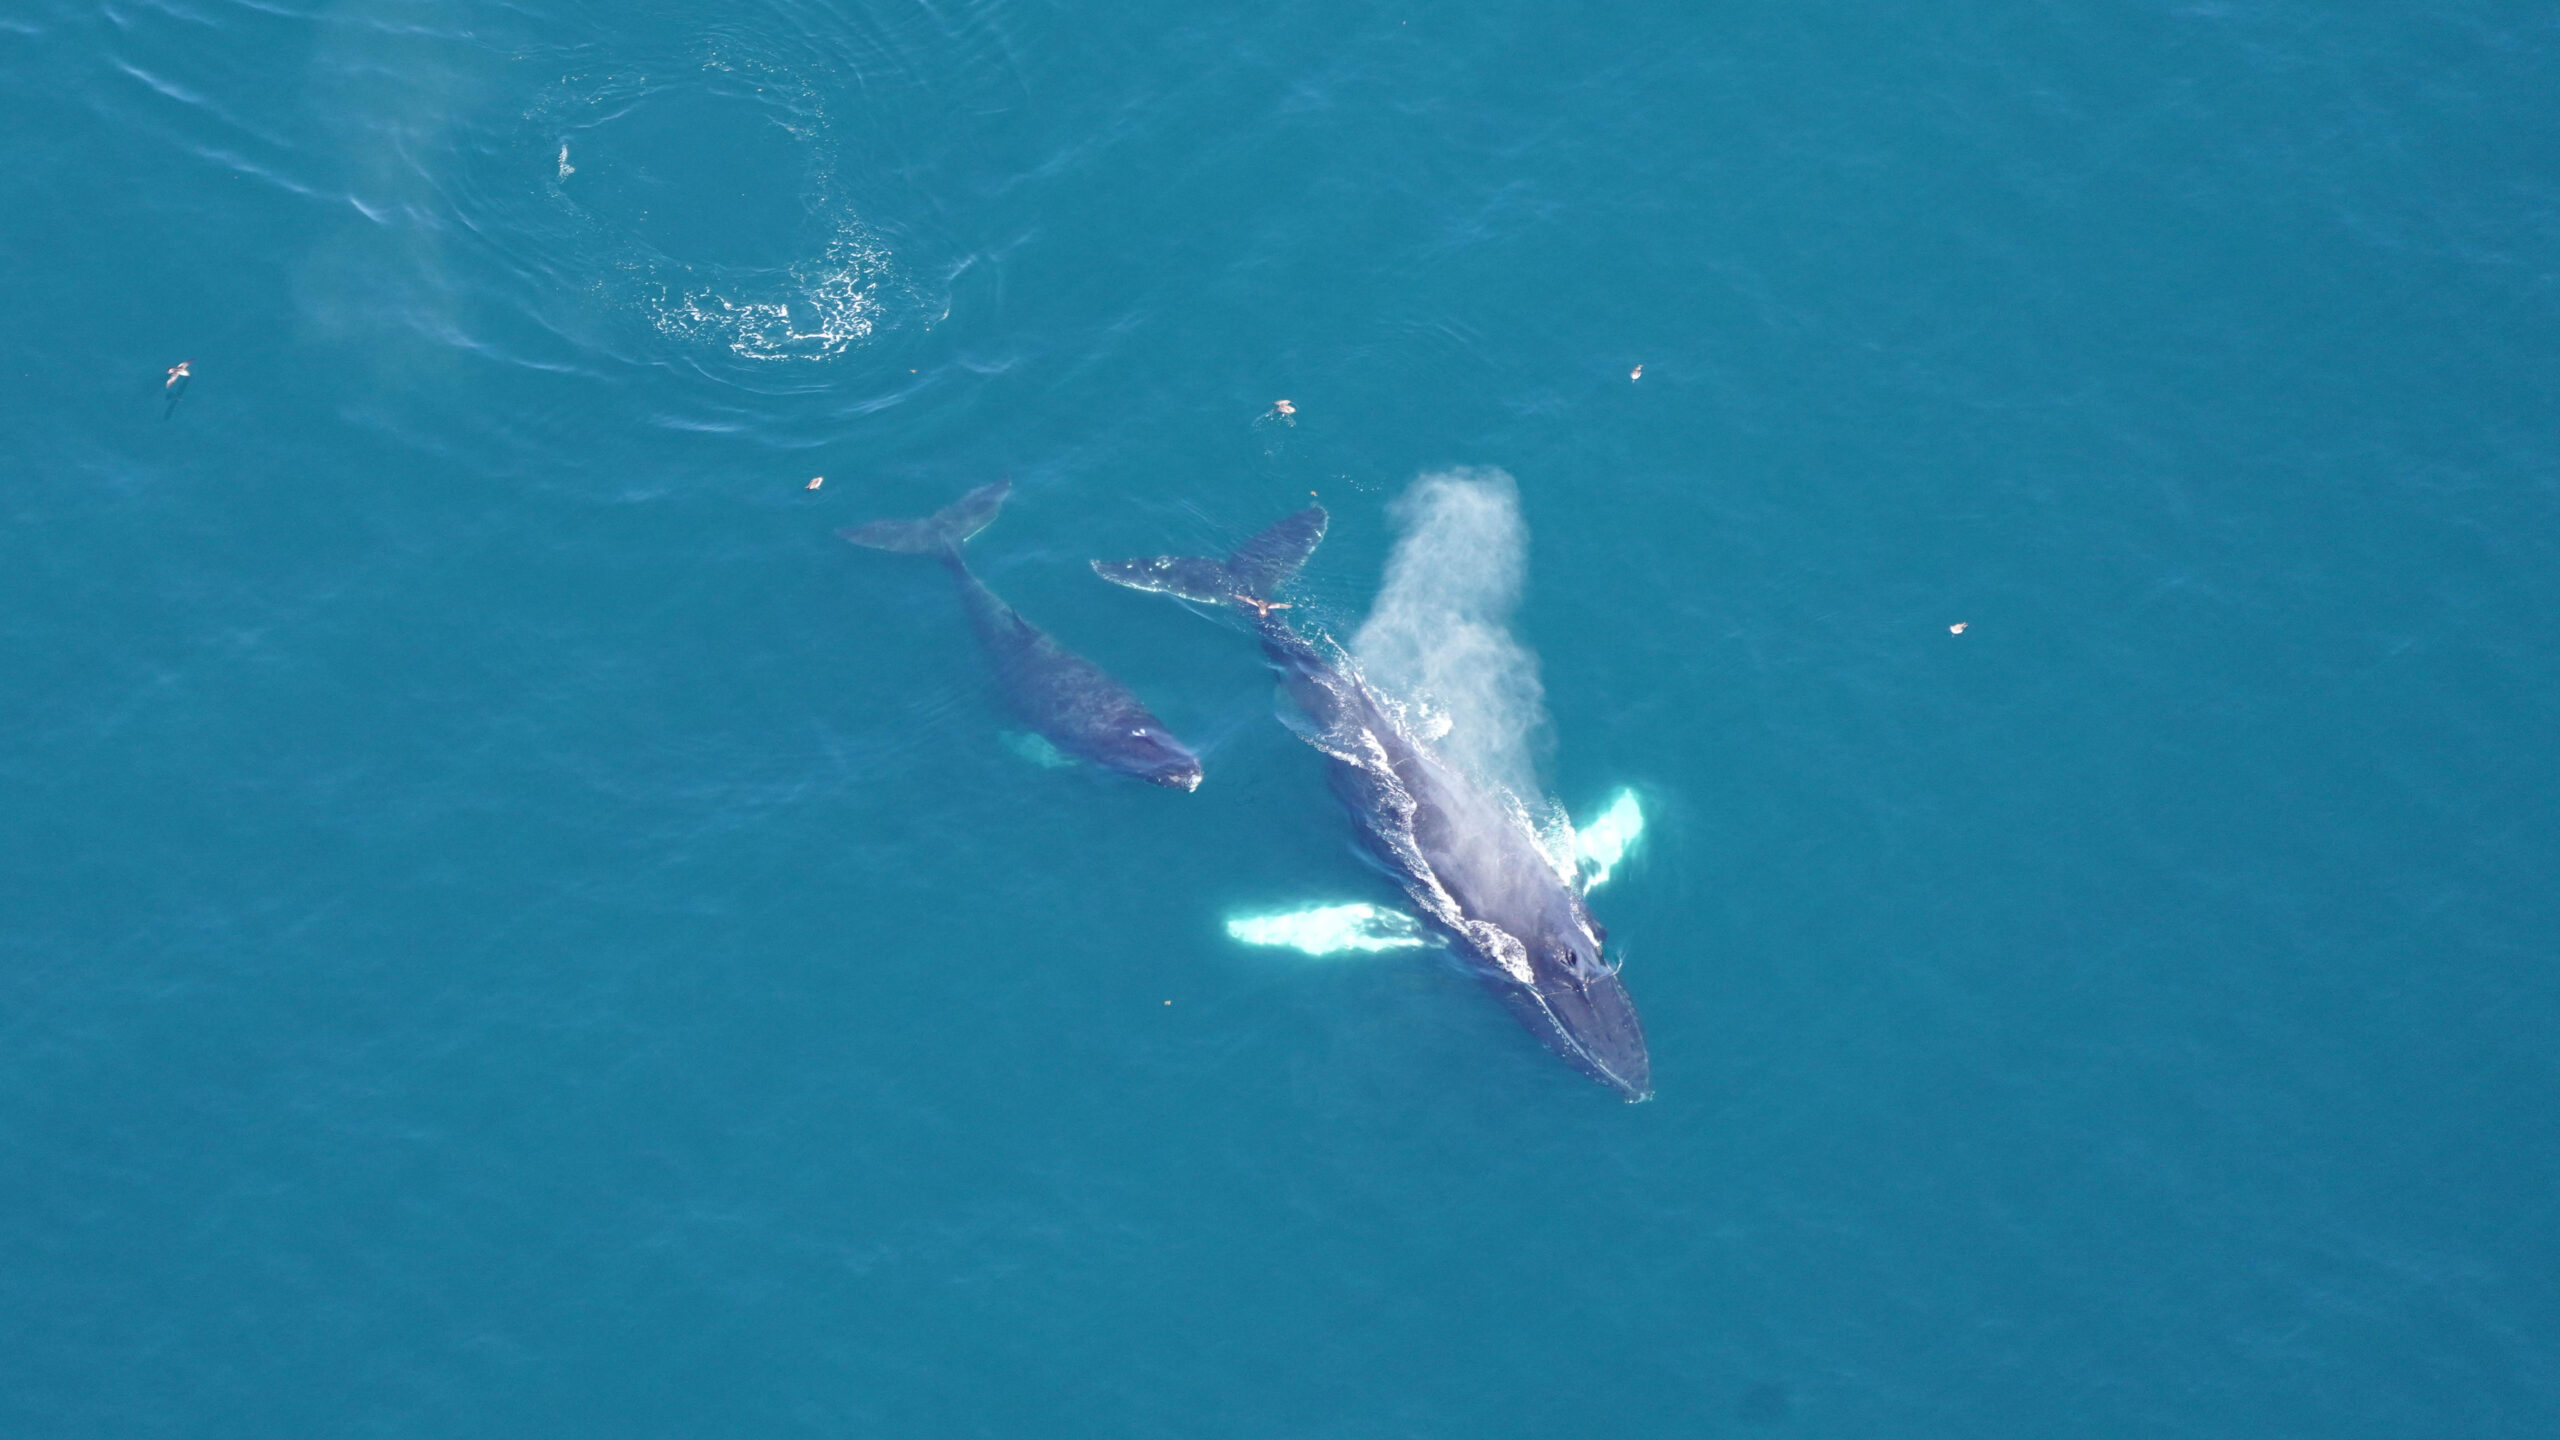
<box><xmin>843</xmin><ymin>482</ymin><xmax>1203</xmax><ymax>791</ymax></box>
<box><xmin>1093</xmin><ymin>507</ymin><xmax>1652</xmax><ymax>1098</ymax></box>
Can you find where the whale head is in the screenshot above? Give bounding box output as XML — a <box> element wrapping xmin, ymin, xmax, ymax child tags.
<box><xmin>1534</xmin><ymin>959</ymin><xmax>1653</xmax><ymax>1101</ymax></box>
<box><xmin>1513</xmin><ymin>911</ymin><xmax>1652</xmax><ymax>1100</ymax></box>
<box><xmin>1114</xmin><ymin>723</ymin><xmax>1203</xmax><ymax>791</ymax></box>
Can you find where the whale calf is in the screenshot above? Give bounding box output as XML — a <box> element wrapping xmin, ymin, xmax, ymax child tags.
<box><xmin>844</xmin><ymin>482</ymin><xmax>1202</xmax><ymax>790</ymax></box>
<box><xmin>1093</xmin><ymin>507</ymin><xmax>1651</xmax><ymax>1098</ymax></box>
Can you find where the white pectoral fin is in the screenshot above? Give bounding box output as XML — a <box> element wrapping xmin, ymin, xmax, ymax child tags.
<box><xmin>1573</xmin><ymin>789</ymin><xmax>1646</xmax><ymax>891</ymax></box>
<box><xmin>1225</xmin><ymin>902</ymin><xmax>1429</xmax><ymax>956</ymax></box>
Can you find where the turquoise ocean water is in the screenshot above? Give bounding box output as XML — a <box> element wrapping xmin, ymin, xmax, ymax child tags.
<box><xmin>6</xmin><ymin>0</ymin><xmax>2557</xmax><ymax>1433</ymax></box>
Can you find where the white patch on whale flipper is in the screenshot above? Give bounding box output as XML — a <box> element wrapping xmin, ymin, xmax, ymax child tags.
<box><xmin>1226</xmin><ymin>903</ymin><xmax>1430</xmax><ymax>956</ymax></box>
<box><xmin>1572</xmin><ymin>790</ymin><xmax>1646</xmax><ymax>890</ymax></box>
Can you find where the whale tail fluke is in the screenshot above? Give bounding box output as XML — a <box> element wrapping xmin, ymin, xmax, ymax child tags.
<box><xmin>1092</xmin><ymin>505</ymin><xmax>1327</xmax><ymax>606</ymax></box>
<box><xmin>1227</xmin><ymin>506</ymin><xmax>1329</xmax><ymax>595</ymax></box>
<box><xmin>840</xmin><ymin>480</ymin><xmax>1010</xmax><ymax>555</ymax></box>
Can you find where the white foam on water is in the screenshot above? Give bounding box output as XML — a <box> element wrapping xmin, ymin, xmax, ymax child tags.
<box><xmin>1225</xmin><ymin>903</ymin><xmax>1429</xmax><ymax>956</ymax></box>
<box><xmin>524</xmin><ymin>40</ymin><xmax>917</xmax><ymax>366</ymax></box>
<box><xmin>645</xmin><ymin>228</ymin><xmax>892</xmax><ymax>361</ymax></box>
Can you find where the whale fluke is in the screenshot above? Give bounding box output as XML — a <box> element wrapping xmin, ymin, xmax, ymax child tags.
<box><xmin>839</xmin><ymin>480</ymin><xmax>1010</xmax><ymax>555</ymax></box>
<box><xmin>1227</xmin><ymin>505</ymin><xmax>1328</xmax><ymax>594</ymax></box>
<box><xmin>1091</xmin><ymin>505</ymin><xmax>1327</xmax><ymax>605</ymax></box>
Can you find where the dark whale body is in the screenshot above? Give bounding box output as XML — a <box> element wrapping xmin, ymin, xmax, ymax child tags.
<box><xmin>1093</xmin><ymin>508</ymin><xmax>1652</xmax><ymax>1099</ymax></box>
<box><xmin>842</xmin><ymin>482</ymin><xmax>1202</xmax><ymax>791</ymax></box>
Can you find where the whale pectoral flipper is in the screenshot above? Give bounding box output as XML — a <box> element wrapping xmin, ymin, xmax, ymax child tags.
<box><xmin>839</xmin><ymin>480</ymin><xmax>1010</xmax><ymax>554</ymax></box>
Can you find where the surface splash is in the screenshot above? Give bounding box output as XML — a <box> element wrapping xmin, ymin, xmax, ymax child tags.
<box><xmin>646</xmin><ymin>230</ymin><xmax>892</xmax><ymax>361</ymax></box>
